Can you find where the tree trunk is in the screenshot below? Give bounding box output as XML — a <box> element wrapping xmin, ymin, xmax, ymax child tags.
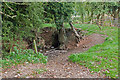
<box><xmin>100</xmin><ymin>12</ymin><xmax>104</xmax><ymax>26</ymax></box>
<box><xmin>117</xmin><ymin>7</ymin><xmax>120</xmax><ymax>19</ymax></box>
<box><xmin>81</xmin><ymin>13</ymin><xmax>84</xmax><ymax>24</ymax></box>
<box><xmin>113</xmin><ymin>9</ymin><xmax>117</xmax><ymax>20</ymax></box>
<box><xmin>69</xmin><ymin>21</ymin><xmax>81</xmax><ymax>43</ymax></box>
<box><xmin>88</xmin><ymin>11</ymin><xmax>93</xmax><ymax>24</ymax></box>
<box><xmin>87</xmin><ymin>10</ymin><xmax>90</xmax><ymax>24</ymax></box>
<box><xmin>55</xmin><ymin>21</ymin><xmax>67</xmax><ymax>49</ymax></box>
<box><xmin>114</xmin><ymin>7</ymin><xmax>119</xmax><ymax>26</ymax></box>
<box><xmin>100</xmin><ymin>4</ymin><xmax>105</xmax><ymax>26</ymax></box>
<box><xmin>96</xmin><ymin>14</ymin><xmax>101</xmax><ymax>30</ymax></box>
<box><xmin>54</xmin><ymin>13</ymin><xmax>67</xmax><ymax>49</ymax></box>
<box><xmin>58</xmin><ymin>27</ymin><xmax>67</xmax><ymax>49</ymax></box>
<box><xmin>118</xmin><ymin>6</ymin><xmax>120</xmax><ymax>27</ymax></box>
<box><xmin>113</xmin><ymin>11</ymin><xmax>118</xmax><ymax>26</ymax></box>
<box><xmin>97</xmin><ymin>14</ymin><xmax>100</xmax><ymax>23</ymax></box>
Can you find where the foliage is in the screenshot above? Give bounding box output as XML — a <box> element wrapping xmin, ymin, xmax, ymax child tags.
<box><xmin>2</xmin><ymin>2</ymin><xmax>44</xmax><ymax>54</ymax></box>
<box><xmin>1</xmin><ymin>2</ymin><xmax>119</xmax><ymax>76</ymax></box>
<box><xmin>2</xmin><ymin>2</ymin><xmax>119</xmax><ymax>53</ymax></box>
<box><xmin>2</xmin><ymin>47</ymin><xmax>48</xmax><ymax>69</ymax></box>
<box><xmin>27</xmin><ymin>2</ymin><xmax>44</xmax><ymax>31</ymax></box>
<box><xmin>43</xmin><ymin>2</ymin><xmax>75</xmax><ymax>49</ymax></box>
<box><xmin>43</xmin><ymin>2</ymin><xmax>74</xmax><ymax>28</ymax></box>
<box><xmin>68</xmin><ymin>24</ymin><xmax>118</xmax><ymax>78</ymax></box>
<box><xmin>74</xmin><ymin>2</ymin><xmax>120</xmax><ymax>25</ymax></box>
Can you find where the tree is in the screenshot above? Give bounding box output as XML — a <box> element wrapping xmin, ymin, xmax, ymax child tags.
<box><xmin>43</xmin><ymin>2</ymin><xmax>79</xmax><ymax>49</ymax></box>
<box><xmin>107</xmin><ymin>2</ymin><xmax>120</xmax><ymax>26</ymax></box>
<box><xmin>2</xmin><ymin>2</ymin><xmax>44</xmax><ymax>54</ymax></box>
<box><xmin>74</xmin><ymin>2</ymin><xmax>119</xmax><ymax>27</ymax></box>
<box><xmin>75</xmin><ymin>2</ymin><xmax>86</xmax><ymax>24</ymax></box>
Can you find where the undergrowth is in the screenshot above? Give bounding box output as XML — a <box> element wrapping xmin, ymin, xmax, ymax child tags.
<box><xmin>2</xmin><ymin>47</ymin><xmax>48</xmax><ymax>69</ymax></box>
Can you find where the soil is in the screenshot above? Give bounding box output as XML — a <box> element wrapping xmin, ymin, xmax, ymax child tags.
<box><xmin>37</xmin><ymin>27</ymin><xmax>84</xmax><ymax>50</ymax></box>
<box><xmin>2</xmin><ymin>32</ymin><xmax>107</xmax><ymax>78</ymax></box>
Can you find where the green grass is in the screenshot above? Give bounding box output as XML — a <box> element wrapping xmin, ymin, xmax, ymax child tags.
<box><xmin>2</xmin><ymin>23</ymin><xmax>118</xmax><ymax>78</ymax></box>
<box><xmin>2</xmin><ymin>47</ymin><xmax>48</xmax><ymax>69</ymax></box>
<box><xmin>68</xmin><ymin>24</ymin><xmax>118</xmax><ymax>78</ymax></box>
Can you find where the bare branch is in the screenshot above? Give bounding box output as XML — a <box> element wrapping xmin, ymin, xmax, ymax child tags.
<box><xmin>5</xmin><ymin>3</ymin><xmax>15</xmax><ymax>11</ymax></box>
<box><xmin>0</xmin><ymin>11</ymin><xmax>16</xmax><ymax>18</ymax></box>
<box><xmin>69</xmin><ymin>21</ymin><xmax>81</xmax><ymax>43</ymax></box>
<box><xmin>96</xmin><ymin>21</ymin><xmax>102</xmax><ymax>30</ymax></box>
<box><xmin>11</xmin><ymin>2</ymin><xmax>31</xmax><ymax>6</ymax></box>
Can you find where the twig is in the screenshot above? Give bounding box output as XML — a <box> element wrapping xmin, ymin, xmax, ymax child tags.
<box><xmin>0</xmin><ymin>11</ymin><xmax>16</xmax><ymax>18</ymax></box>
<box><xmin>11</xmin><ymin>2</ymin><xmax>31</xmax><ymax>6</ymax></box>
<box><xmin>5</xmin><ymin>3</ymin><xmax>14</xmax><ymax>11</ymax></box>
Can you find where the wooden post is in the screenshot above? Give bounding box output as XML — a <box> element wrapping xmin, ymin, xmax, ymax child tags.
<box><xmin>34</xmin><ymin>40</ymin><xmax>38</xmax><ymax>53</ymax></box>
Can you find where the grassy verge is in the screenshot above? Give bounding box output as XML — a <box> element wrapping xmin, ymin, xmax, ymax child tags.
<box><xmin>68</xmin><ymin>24</ymin><xmax>118</xmax><ymax>78</ymax></box>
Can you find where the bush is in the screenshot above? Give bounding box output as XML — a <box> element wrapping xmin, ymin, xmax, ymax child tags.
<box><xmin>2</xmin><ymin>2</ymin><xmax>44</xmax><ymax>54</ymax></box>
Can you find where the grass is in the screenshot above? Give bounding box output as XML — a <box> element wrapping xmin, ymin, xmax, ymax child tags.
<box><xmin>68</xmin><ymin>24</ymin><xmax>118</xmax><ymax>78</ymax></box>
<box><xmin>2</xmin><ymin>47</ymin><xmax>48</xmax><ymax>69</ymax></box>
<box><xmin>2</xmin><ymin>23</ymin><xmax>118</xmax><ymax>78</ymax></box>
<box><xmin>34</xmin><ymin>68</ymin><xmax>47</xmax><ymax>74</ymax></box>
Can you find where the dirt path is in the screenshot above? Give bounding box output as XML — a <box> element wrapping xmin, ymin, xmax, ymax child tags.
<box><xmin>2</xmin><ymin>33</ymin><xmax>106</xmax><ymax>78</ymax></box>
